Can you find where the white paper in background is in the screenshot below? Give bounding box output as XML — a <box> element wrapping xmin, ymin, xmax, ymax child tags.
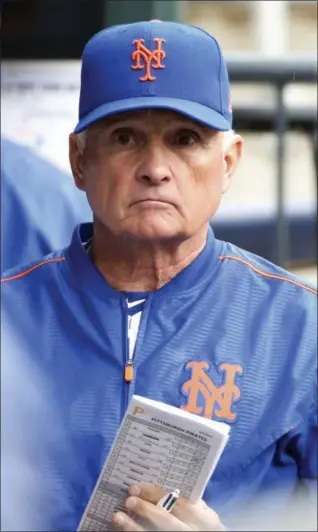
<box><xmin>1</xmin><ymin>60</ymin><xmax>81</xmax><ymax>173</ymax></box>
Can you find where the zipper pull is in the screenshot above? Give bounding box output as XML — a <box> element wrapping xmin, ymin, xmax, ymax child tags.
<box><xmin>124</xmin><ymin>361</ymin><xmax>134</xmax><ymax>383</ymax></box>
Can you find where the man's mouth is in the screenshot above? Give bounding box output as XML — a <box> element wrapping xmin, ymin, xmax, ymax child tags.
<box><xmin>132</xmin><ymin>197</ymin><xmax>175</xmax><ymax>206</ymax></box>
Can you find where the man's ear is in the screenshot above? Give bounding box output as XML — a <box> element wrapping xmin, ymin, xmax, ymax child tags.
<box><xmin>222</xmin><ymin>134</ymin><xmax>243</xmax><ymax>195</ymax></box>
<box><xmin>69</xmin><ymin>133</ymin><xmax>85</xmax><ymax>191</ymax></box>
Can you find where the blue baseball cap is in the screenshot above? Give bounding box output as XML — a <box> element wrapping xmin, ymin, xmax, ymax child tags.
<box><xmin>74</xmin><ymin>20</ymin><xmax>232</xmax><ymax>134</ymax></box>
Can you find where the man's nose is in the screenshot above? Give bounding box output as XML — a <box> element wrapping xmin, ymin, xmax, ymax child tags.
<box><xmin>135</xmin><ymin>142</ymin><xmax>172</xmax><ymax>185</ymax></box>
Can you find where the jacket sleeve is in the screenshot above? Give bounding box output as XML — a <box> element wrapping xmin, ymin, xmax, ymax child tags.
<box><xmin>294</xmin><ymin>399</ymin><xmax>317</xmax><ymax>488</ymax></box>
<box><xmin>277</xmin><ymin>397</ymin><xmax>317</xmax><ymax>498</ymax></box>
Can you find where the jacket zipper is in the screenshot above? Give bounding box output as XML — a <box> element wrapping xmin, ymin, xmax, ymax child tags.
<box><xmin>124</xmin><ymin>313</ymin><xmax>134</xmax><ymax>383</ymax></box>
<box><xmin>123</xmin><ymin>299</ymin><xmax>139</xmax><ymax>414</ymax></box>
<box><xmin>122</xmin><ymin>299</ymin><xmax>131</xmax><ymax>413</ymax></box>
<box><xmin>124</xmin><ymin>299</ymin><xmax>145</xmax><ymax>384</ymax></box>
<box><xmin>122</xmin><ymin>296</ymin><xmax>149</xmax><ymax>411</ymax></box>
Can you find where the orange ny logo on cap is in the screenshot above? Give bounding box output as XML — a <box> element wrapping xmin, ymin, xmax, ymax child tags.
<box><xmin>131</xmin><ymin>38</ymin><xmax>166</xmax><ymax>82</ymax></box>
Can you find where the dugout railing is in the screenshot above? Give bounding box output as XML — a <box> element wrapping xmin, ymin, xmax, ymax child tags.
<box><xmin>213</xmin><ymin>55</ymin><xmax>317</xmax><ymax>268</ymax></box>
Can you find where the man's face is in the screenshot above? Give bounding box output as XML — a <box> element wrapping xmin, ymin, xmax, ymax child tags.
<box><xmin>70</xmin><ymin>110</ymin><xmax>241</xmax><ymax>242</ymax></box>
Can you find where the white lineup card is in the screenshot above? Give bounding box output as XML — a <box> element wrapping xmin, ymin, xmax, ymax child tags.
<box><xmin>78</xmin><ymin>395</ymin><xmax>230</xmax><ymax>531</ymax></box>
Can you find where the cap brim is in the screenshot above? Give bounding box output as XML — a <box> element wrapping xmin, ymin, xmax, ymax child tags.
<box><xmin>74</xmin><ymin>96</ymin><xmax>231</xmax><ymax>133</ymax></box>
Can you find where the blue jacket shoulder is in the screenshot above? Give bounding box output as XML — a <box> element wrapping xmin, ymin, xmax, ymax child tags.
<box><xmin>218</xmin><ymin>241</ymin><xmax>317</xmax><ymax>302</ymax></box>
<box><xmin>1</xmin><ymin>249</ymin><xmax>66</xmax><ymax>289</ymax></box>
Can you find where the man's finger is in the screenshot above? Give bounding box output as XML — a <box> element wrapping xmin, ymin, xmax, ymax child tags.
<box><xmin>112</xmin><ymin>511</ymin><xmax>145</xmax><ymax>531</ymax></box>
<box><xmin>130</xmin><ymin>483</ymin><xmax>189</xmax><ymax>510</ymax></box>
<box><xmin>124</xmin><ymin>496</ymin><xmax>189</xmax><ymax>531</ymax></box>
<box><xmin>127</xmin><ymin>485</ymin><xmax>223</xmax><ymax>531</ymax></box>
<box><xmin>129</xmin><ymin>483</ymin><xmax>166</xmax><ymax>504</ymax></box>
<box><xmin>172</xmin><ymin>499</ymin><xmax>223</xmax><ymax>531</ymax></box>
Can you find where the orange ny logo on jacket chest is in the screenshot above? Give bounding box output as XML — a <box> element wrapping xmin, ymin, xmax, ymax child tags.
<box><xmin>131</xmin><ymin>38</ymin><xmax>166</xmax><ymax>82</ymax></box>
<box><xmin>181</xmin><ymin>361</ymin><xmax>243</xmax><ymax>422</ymax></box>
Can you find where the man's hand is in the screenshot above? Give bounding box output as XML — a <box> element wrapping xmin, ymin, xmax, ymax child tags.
<box><xmin>112</xmin><ymin>483</ymin><xmax>224</xmax><ymax>531</ymax></box>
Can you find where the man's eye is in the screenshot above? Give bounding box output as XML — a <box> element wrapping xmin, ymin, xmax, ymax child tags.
<box><xmin>117</xmin><ymin>134</ymin><xmax>134</xmax><ymax>145</ymax></box>
<box><xmin>113</xmin><ymin>129</ymin><xmax>136</xmax><ymax>145</ymax></box>
<box><xmin>175</xmin><ymin>130</ymin><xmax>200</xmax><ymax>146</ymax></box>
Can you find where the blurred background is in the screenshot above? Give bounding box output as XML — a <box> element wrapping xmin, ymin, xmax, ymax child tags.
<box><xmin>1</xmin><ymin>0</ymin><xmax>317</xmax><ymax>283</ymax></box>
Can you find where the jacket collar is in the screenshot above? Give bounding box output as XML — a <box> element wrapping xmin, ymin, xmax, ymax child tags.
<box><xmin>64</xmin><ymin>223</ymin><xmax>223</xmax><ymax>301</ymax></box>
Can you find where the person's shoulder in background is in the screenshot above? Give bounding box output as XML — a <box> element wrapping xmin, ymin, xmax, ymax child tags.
<box><xmin>1</xmin><ymin>137</ymin><xmax>92</xmax><ymax>272</ymax></box>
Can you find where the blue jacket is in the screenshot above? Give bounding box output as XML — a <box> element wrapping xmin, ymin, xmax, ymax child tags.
<box><xmin>1</xmin><ymin>138</ymin><xmax>92</xmax><ymax>272</ymax></box>
<box><xmin>1</xmin><ymin>223</ymin><xmax>317</xmax><ymax>531</ymax></box>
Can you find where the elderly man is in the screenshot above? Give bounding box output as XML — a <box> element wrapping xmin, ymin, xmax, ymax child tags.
<box><xmin>1</xmin><ymin>21</ymin><xmax>317</xmax><ymax>532</ymax></box>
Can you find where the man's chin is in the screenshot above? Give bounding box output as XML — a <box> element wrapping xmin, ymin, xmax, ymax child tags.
<box><xmin>127</xmin><ymin>228</ymin><xmax>182</xmax><ymax>242</ymax></box>
<box><xmin>123</xmin><ymin>221</ymin><xmax>184</xmax><ymax>242</ymax></box>
<box><xmin>121</xmin><ymin>212</ymin><xmax>185</xmax><ymax>241</ymax></box>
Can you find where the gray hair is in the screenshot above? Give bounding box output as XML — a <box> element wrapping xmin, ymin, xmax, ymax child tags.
<box><xmin>223</xmin><ymin>129</ymin><xmax>235</xmax><ymax>150</ymax></box>
<box><xmin>76</xmin><ymin>131</ymin><xmax>87</xmax><ymax>155</ymax></box>
<box><xmin>75</xmin><ymin>128</ymin><xmax>235</xmax><ymax>154</ymax></box>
